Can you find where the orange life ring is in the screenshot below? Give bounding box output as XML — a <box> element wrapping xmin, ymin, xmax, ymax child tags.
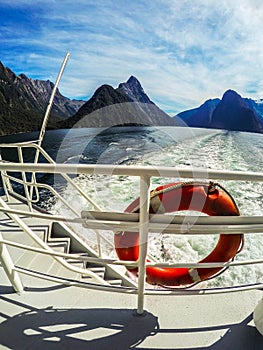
<box><xmin>114</xmin><ymin>181</ymin><xmax>243</xmax><ymax>287</ymax></box>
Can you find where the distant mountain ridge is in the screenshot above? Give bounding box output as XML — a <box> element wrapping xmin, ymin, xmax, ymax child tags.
<box><xmin>0</xmin><ymin>61</ymin><xmax>84</xmax><ymax>136</ymax></box>
<box><xmin>1</xmin><ymin>58</ymin><xmax>263</xmax><ymax>135</ymax></box>
<box><xmin>18</xmin><ymin>74</ymin><xmax>84</xmax><ymax>118</ymax></box>
<box><xmin>175</xmin><ymin>89</ymin><xmax>263</xmax><ymax>133</ymax></box>
<box><xmin>60</xmin><ymin>76</ymin><xmax>178</xmax><ymax>128</ymax></box>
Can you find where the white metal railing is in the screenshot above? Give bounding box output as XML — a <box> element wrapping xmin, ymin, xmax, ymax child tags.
<box><xmin>0</xmin><ymin>141</ymin><xmax>107</xmax><ymax>254</ymax></box>
<box><xmin>2</xmin><ymin>160</ymin><xmax>263</xmax><ymax>180</ymax></box>
<box><xmin>0</xmin><ymin>141</ymin><xmax>101</xmax><ymax>211</ymax></box>
<box><xmin>0</xmin><ymin>158</ymin><xmax>263</xmax><ymax>313</ymax></box>
<box><xmin>0</xmin><ymin>196</ymin><xmax>110</xmax><ymax>286</ymax></box>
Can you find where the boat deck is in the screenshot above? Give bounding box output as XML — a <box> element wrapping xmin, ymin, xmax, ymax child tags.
<box><xmin>0</xmin><ymin>197</ymin><xmax>262</xmax><ymax>349</ymax></box>
<box><xmin>0</xmin><ymin>279</ymin><xmax>262</xmax><ymax>349</ymax></box>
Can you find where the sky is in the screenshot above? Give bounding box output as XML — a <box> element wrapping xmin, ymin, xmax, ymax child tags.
<box><xmin>1</xmin><ymin>0</ymin><xmax>263</xmax><ymax>115</ymax></box>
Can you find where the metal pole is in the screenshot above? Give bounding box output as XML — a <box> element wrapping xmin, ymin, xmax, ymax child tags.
<box><xmin>254</xmin><ymin>297</ymin><xmax>263</xmax><ymax>335</ymax></box>
<box><xmin>0</xmin><ymin>232</ymin><xmax>24</xmax><ymax>293</ymax></box>
<box><xmin>38</xmin><ymin>52</ymin><xmax>70</xmax><ymax>147</ymax></box>
<box><xmin>32</xmin><ymin>52</ymin><xmax>70</xmax><ymax>208</ymax></box>
<box><xmin>137</xmin><ymin>175</ymin><xmax>150</xmax><ymax>314</ymax></box>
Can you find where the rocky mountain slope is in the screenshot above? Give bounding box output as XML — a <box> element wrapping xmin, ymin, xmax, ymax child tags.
<box><xmin>117</xmin><ymin>75</ymin><xmax>153</xmax><ymax>103</ymax></box>
<box><xmin>0</xmin><ymin>61</ymin><xmax>84</xmax><ymax>136</ymax></box>
<box><xmin>60</xmin><ymin>76</ymin><xmax>178</xmax><ymax>128</ymax></box>
<box><xmin>175</xmin><ymin>89</ymin><xmax>263</xmax><ymax>133</ymax></box>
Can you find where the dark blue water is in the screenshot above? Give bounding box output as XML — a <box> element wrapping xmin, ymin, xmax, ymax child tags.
<box><xmin>0</xmin><ymin>126</ymin><xmax>208</xmax><ymax>165</ymax></box>
<box><xmin>0</xmin><ymin>126</ymin><xmax>213</xmax><ymax>199</ymax></box>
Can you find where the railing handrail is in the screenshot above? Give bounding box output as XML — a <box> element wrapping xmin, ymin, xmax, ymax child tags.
<box><xmin>1</xmin><ymin>235</ymin><xmax>263</xmax><ymax>270</ymax></box>
<box><xmin>1</xmin><ymin>200</ymin><xmax>263</xmax><ymax>238</ymax></box>
<box><xmin>14</xmin><ymin>265</ymin><xmax>263</xmax><ymax>296</ymax></box>
<box><xmin>1</xmin><ymin>159</ymin><xmax>263</xmax><ymax>182</ymax></box>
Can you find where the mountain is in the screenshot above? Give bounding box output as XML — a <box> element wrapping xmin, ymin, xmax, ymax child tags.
<box><xmin>177</xmin><ymin>98</ymin><xmax>220</xmax><ymax>127</ymax></box>
<box><xmin>18</xmin><ymin>74</ymin><xmax>84</xmax><ymax>118</ymax></box>
<box><xmin>60</xmin><ymin>76</ymin><xmax>178</xmax><ymax>129</ymax></box>
<box><xmin>0</xmin><ymin>61</ymin><xmax>84</xmax><ymax>136</ymax></box>
<box><xmin>117</xmin><ymin>75</ymin><xmax>153</xmax><ymax>103</ymax></box>
<box><xmin>175</xmin><ymin>89</ymin><xmax>263</xmax><ymax>133</ymax></box>
<box><xmin>212</xmin><ymin>90</ymin><xmax>262</xmax><ymax>132</ymax></box>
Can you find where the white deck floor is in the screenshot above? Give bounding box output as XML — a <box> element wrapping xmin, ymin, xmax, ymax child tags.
<box><xmin>0</xmin><ymin>278</ymin><xmax>262</xmax><ymax>349</ymax></box>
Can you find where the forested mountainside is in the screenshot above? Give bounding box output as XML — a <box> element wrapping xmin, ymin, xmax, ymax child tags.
<box><xmin>0</xmin><ymin>61</ymin><xmax>84</xmax><ymax>135</ymax></box>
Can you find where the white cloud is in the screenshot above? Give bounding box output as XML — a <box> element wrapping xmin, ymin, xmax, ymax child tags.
<box><xmin>1</xmin><ymin>0</ymin><xmax>263</xmax><ymax>114</ymax></box>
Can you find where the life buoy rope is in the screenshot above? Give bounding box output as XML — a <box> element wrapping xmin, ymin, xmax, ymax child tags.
<box><xmin>114</xmin><ymin>181</ymin><xmax>244</xmax><ymax>287</ymax></box>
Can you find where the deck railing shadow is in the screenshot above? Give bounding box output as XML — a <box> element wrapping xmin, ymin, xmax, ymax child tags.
<box><xmin>0</xmin><ymin>302</ymin><xmax>159</xmax><ymax>349</ymax></box>
<box><xmin>0</xmin><ymin>292</ymin><xmax>262</xmax><ymax>350</ymax></box>
<box><xmin>155</xmin><ymin>313</ymin><xmax>262</xmax><ymax>350</ymax></box>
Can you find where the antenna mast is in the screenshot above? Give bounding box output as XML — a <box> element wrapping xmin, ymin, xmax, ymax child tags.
<box><xmin>38</xmin><ymin>52</ymin><xmax>70</xmax><ymax>146</ymax></box>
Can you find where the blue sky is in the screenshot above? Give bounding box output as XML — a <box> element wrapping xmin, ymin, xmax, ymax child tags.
<box><xmin>1</xmin><ymin>0</ymin><xmax>263</xmax><ymax>115</ymax></box>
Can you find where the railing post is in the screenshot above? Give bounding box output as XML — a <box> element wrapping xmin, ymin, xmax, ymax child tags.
<box><xmin>0</xmin><ymin>232</ymin><xmax>23</xmax><ymax>293</ymax></box>
<box><xmin>254</xmin><ymin>297</ymin><xmax>263</xmax><ymax>335</ymax></box>
<box><xmin>137</xmin><ymin>175</ymin><xmax>150</xmax><ymax>315</ymax></box>
<box><xmin>18</xmin><ymin>146</ymin><xmax>33</xmax><ymax>211</ymax></box>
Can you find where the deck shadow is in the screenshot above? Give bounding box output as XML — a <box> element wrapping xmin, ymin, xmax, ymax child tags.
<box><xmin>0</xmin><ymin>295</ymin><xmax>262</xmax><ymax>349</ymax></box>
<box><xmin>0</xmin><ymin>306</ymin><xmax>159</xmax><ymax>349</ymax></box>
<box><xmin>153</xmin><ymin>313</ymin><xmax>263</xmax><ymax>350</ymax></box>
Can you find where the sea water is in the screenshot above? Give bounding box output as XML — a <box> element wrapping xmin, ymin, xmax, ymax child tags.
<box><xmin>1</xmin><ymin>126</ymin><xmax>262</xmax><ymax>287</ymax></box>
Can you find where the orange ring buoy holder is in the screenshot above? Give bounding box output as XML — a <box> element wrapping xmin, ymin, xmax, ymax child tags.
<box><xmin>114</xmin><ymin>181</ymin><xmax>244</xmax><ymax>287</ymax></box>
